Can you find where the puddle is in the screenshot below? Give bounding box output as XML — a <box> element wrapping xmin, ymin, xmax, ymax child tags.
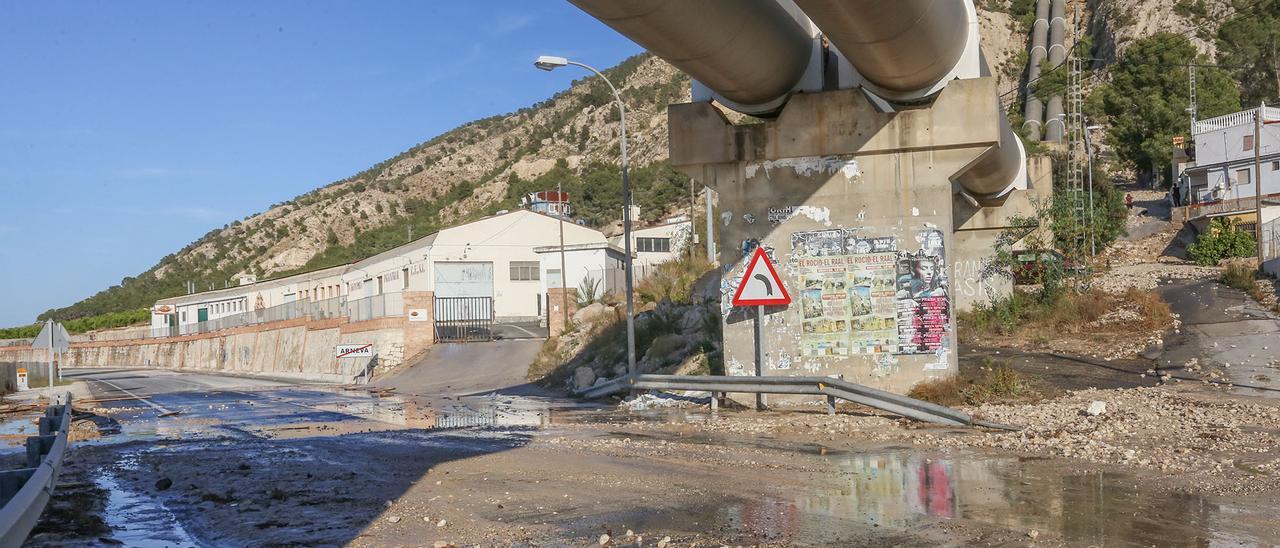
<box><xmin>94</xmin><ymin>451</ymin><xmax>199</xmax><ymax>547</ymax></box>
<box><xmin>700</xmin><ymin>449</ymin><xmax>1278</xmax><ymax>545</ymax></box>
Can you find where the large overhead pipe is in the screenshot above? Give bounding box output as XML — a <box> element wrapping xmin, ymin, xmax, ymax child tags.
<box><xmin>795</xmin><ymin>0</ymin><xmax>1025</xmax><ymax>200</ymax></box>
<box><xmin>567</xmin><ymin>0</ymin><xmax>817</xmax><ymax>115</ymax></box>
<box><xmin>1043</xmin><ymin>0</ymin><xmax>1067</xmax><ymax>142</ymax></box>
<box><xmin>794</xmin><ymin>0</ymin><xmax>972</xmax><ymax>100</ymax></box>
<box><xmin>1023</xmin><ymin>0</ymin><xmax>1050</xmax><ymax>139</ymax></box>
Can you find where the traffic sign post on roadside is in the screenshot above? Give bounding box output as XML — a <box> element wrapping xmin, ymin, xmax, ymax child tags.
<box><xmin>33</xmin><ymin>320</ymin><xmax>70</xmax><ymax>389</ymax></box>
<box><xmin>731</xmin><ymin>247</ymin><xmax>791</xmax><ymax>411</ymax></box>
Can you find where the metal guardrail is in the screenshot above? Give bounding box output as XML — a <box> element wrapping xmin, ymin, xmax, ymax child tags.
<box><xmin>580</xmin><ymin>374</ymin><xmax>1017</xmax><ymax>430</ymax></box>
<box><xmin>0</xmin><ymin>393</ymin><xmax>72</xmax><ymax>547</ymax></box>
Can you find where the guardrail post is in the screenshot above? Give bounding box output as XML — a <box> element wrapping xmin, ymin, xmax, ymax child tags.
<box><xmin>826</xmin><ymin>395</ymin><xmax>836</xmax><ymax>416</ymax></box>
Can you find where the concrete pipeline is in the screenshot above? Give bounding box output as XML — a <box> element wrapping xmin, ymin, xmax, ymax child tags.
<box><xmin>1023</xmin><ymin>0</ymin><xmax>1050</xmax><ymax>139</ymax></box>
<box><xmin>1043</xmin><ymin>0</ymin><xmax>1067</xmax><ymax>142</ymax></box>
<box><xmin>570</xmin><ymin>0</ymin><xmax>1027</xmax><ymax>201</ymax></box>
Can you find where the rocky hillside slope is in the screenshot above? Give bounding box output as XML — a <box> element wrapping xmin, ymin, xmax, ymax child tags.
<box><xmin>38</xmin><ymin>1</ymin><xmax>1201</xmax><ymax>322</ymax></box>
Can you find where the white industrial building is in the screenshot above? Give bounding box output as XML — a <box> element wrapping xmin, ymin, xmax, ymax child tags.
<box><xmin>612</xmin><ymin>218</ymin><xmax>693</xmax><ymax>266</ymax></box>
<box><xmin>1180</xmin><ymin>106</ymin><xmax>1280</xmax><ymax>205</ymax></box>
<box><xmin>151</xmin><ymin>210</ymin><xmax>615</xmax><ymax>335</ymax></box>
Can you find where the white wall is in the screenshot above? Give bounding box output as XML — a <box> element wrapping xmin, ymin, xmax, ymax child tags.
<box><xmin>616</xmin><ymin>221</ymin><xmax>692</xmax><ymax>266</ymax></box>
<box><xmin>429</xmin><ymin>210</ymin><xmax>608</xmax><ymax>319</ymax></box>
<box><xmin>1191</xmin><ymin>112</ymin><xmax>1280</xmax><ymax>202</ymax></box>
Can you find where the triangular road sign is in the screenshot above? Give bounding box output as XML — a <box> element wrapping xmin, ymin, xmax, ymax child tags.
<box><xmin>732</xmin><ymin>247</ymin><xmax>791</xmax><ymax>307</ymax></box>
<box><xmin>33</xmin><ymin>320</ymin><xmax>70</xmax><ymax>353</ymax></box>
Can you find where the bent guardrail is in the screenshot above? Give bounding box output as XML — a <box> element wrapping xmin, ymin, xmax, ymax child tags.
<box><xmin>580</xmin><ymin>375</ymin><xmax>1017</xmax><ymax>430</ymax></box>
<box><xmin>0</xmin><ymin>394</ymin><xmax>72</xmax><ymax>548</ymax></box>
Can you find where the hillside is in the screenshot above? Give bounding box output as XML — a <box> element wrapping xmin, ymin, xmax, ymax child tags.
<box><xmin>28</xmin><ymin>1</ymin><xmax>1261</xmax><ymax>324</ymax></box>
<box><xmin>36</xmin><ymin>53</ymin><xmax>692</xmax><ymax>322</ymax></box>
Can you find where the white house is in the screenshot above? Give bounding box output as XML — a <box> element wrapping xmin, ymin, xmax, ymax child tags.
<box><xmin>1181</xmin><ymin>106</ymin><xmax>1280</xmax><ymax>205</ymax></box>
<box><xmin>534</xmin><ymin>242</ymin><xmax>629</xmax><ymax>300</ymax></box>
<box><xmin>611</xmin><ymin>219</ymin><xmax>693</xmax><ymax>266</ymax></box>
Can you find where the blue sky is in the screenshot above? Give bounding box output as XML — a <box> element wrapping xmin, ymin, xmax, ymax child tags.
<box><xmin>0</xmin><ymin>1</ymin><xmax>642</xmax><ymax>327</ymax></box>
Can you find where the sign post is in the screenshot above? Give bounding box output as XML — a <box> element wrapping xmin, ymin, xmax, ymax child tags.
<box><xmin>731</xmin><ymin>247</ymin><xmax>791</xmax><ymax>411</ymax></box>
<box><xmin>33</xmin><ymin>320</ymin><xmax>70</xmax><ymax>389</ymax></box>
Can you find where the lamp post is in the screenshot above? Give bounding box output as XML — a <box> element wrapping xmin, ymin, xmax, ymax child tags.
<box><xmin>535</xmin><ymin>55</ymin><xmax>637</xmax><ymax>378</ymax></box>
<box><xmin>1084</xmin><ymin>121</ymin><xmax>1102</xmax><ymax>256</ymax></box>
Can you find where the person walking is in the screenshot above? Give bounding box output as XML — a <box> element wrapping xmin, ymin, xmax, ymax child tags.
<box><xmin>1125</xmin><ymin>193</ymin><xmax>1134</xmax><ymax>211</ymax></box>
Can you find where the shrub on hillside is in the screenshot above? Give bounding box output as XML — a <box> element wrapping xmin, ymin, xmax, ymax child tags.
<box><xmin>1188</xmin><ymin>218</ymin><xmax>1256</xmax><ymax>266</ymax></box>
<box><xmin>636</xmin><ymin>256</ymin><xmax>712</xmax><ymax>305</ymax></box>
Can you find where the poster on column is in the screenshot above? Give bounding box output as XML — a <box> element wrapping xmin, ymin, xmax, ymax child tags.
<box><xmin>798</xmin><ymin>255</ymin><xmax>852</xmax><ymax>357</ymax></box>
<box><xmin>846</xmin><ymin>252</ymin><xmax>899</xmax><ymax>353</ymax></box>
<box><xmin>895</xmin><ymin>229</ymin><xmax>950</xmax><ymax>357</ymax></box>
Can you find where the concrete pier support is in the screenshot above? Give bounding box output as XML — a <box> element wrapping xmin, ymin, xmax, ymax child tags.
<box><xmin>669</xmin><ymin>78</ymin><xmax>1046</xmax><ymax>398</ymax></box>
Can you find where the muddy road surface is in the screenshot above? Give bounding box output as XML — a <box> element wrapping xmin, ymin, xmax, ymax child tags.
<box><xmin>7</xmin><ymin>365</ymin><xmax>1275</xmax><ymax>546</ymax></box>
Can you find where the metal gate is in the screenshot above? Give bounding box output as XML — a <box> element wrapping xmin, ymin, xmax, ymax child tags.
<box><xmin>434</xmin><ymin>296</ymin><xmax>494</xmax><ymax>342</ymax></box>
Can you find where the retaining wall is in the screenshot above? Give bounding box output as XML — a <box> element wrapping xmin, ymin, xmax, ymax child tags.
<box><xmin>0</xmin><ymin>292</ymin><xmax>437</xmax><ymax>383</ymax></box>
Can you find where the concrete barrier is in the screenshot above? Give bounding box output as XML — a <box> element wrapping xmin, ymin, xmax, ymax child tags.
<box><xmin>0</xmin><ymin>315</ymin><xmax>412</xmax><ymax>384</ymax></box>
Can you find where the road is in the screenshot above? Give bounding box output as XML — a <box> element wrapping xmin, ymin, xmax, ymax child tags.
<box><xmin>18</xmin><ymin>360</ymin><xmax>1280</xmax><ymax>546</ymax></box>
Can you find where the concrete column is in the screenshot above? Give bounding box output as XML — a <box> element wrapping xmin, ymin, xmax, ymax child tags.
<box><xmin>668</xmin><ymin>78</ymin><xmax>1041</xmax><ymax>401</ymax></box>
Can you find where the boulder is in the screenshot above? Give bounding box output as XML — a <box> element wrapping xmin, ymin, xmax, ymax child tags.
<box><xmin>572</xmin><ymin>303</ymin><xmax>610</xmax><ymax>326</ymax></box>
<box><xmin>573</xmin><ymin>367</ymin><xmax>597</xmax><ymax>390</ymax></box>
<box><xmin>644</xmin><ymin>333</ymin><xmax>691</xmax><ymax>366</ymax></box>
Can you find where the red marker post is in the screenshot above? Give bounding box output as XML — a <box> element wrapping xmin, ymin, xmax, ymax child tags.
<box><xmin>731</xmin><ymin>247</ymin><xmax>791</xmax><ymax>410</ymax></box>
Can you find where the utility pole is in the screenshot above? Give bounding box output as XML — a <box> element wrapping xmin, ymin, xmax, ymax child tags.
<box><xmin>705</xmin><ymin>187</ymin><xmax>715</xmax><ymax>263</ymax></box>
<box><xmin>557</xmin><ymin>183</ymin><xmax>569</xmax><ymax>331</ymax></box>
<box><xmin>1188</xmin><ymin>62</ymin><xmax>1197</xmax><ymax>135</ymax></box>
<box><xmin>1255</xmin><ymin>102</ymin><xmax>1266</xmax><ymax>272</ymax></box>
<box><xmin>688</xmin><ymin>178</ymin><xmax>695</xmax><ymax>259</ymax></box>
<box><xmin>1066</xmin><ymin>2</ymin><xmax>1086</xmax><ymax>254</ymax></box>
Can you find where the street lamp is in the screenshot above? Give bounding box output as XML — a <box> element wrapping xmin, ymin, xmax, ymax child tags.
<box><xmin>1084</xmin><ymin>122</ymin><xmax>1102</xmax><ymax>256</ymax></box>
<box><xmin>535</xmin><ymin>55</ymin><xmax>637</xmax><ymax>379</ymax></box>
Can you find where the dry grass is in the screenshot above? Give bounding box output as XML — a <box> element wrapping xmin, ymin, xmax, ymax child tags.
<box><xmin>960</xmin><ymin>287</ymin><xmax>1171</xmax><ymax>342</ymax></box>
<box><xmin>635</xmin><ymin>256</ymin><xmax>713</xmax><ymax>305</ymax></box>
<box><xmin>908</xmin><ymin>360</ymin><xmax>1028</xmax><ymax>407</ymax></box>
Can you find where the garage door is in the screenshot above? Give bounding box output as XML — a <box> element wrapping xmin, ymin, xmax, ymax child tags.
<box><xmin>434</xmin><ymin>262</ymin><xmax>494</xmax><ymax>298</ymax></box>
<box><xmin>434</xmin><ymin>262</ymin><xmax>494</xmax><ymax>323</ymax></box>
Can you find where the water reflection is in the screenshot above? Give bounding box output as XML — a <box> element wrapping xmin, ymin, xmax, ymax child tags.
<box><xmin>725</xmin><ymin>450</ymin><xmax>1276</xmax><ymax>546</ymax></box>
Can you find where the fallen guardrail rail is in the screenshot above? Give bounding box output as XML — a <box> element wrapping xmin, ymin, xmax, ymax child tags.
<box><xmin>0</xmin><ymin>393</ymin><xmax>73</xmax><ymax>548</ymax></box>
<box><xmin>580</xmin><ymin>375</ymin><xmax>1016</xmax><ymax>430</ymax></box>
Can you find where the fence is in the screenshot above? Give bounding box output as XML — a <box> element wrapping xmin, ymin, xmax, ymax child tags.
<box><xmin>434</xmin><ymin>296</ymin><xmax>494</xmax><ymax>343</ymax></box>
<box><xmin>65</xmin><ymin>293</ymin><xmax>405</xmax><ymax>344</ymax></box>
<box><xmin>0</xmin><ymin>394</ymin><xmax>72</xmax><ymax>546</ymax></box>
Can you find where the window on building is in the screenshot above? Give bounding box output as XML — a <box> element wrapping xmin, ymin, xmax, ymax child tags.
<box><xmin>637</xmin><ymin>237</ymin><xmax>671</xmax><ymax>253</ymax></box>
<box><xmin>402</xmin><ymin>268</ymin><xmax>410</xmax><ymax>289</ymax></box>
<box><xmin>1244</xmin><ymin>134</ymin><xmax>1255</xmax><ymax>151</ymax></box>
<box><xmin>510</xmin><ymin>261</ymin><xmax>540</xmax><ymax>281</ymax></box>
<box><xmin>1271</xmin><ymin>161</ymin><xmax>1279</xmax><ymax>171</ymax></box>
<box><xmin>1237</xmin><ymin>168</ymin><xmax>1251</xmax><ymax>187</ymax></box>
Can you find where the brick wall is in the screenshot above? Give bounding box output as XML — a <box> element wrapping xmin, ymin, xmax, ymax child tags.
<box><xmin>547</xmin><ymin>287</ymin><xmax>578</xmax><ymax>338</ymax></box>
<box><xmin>402</xmin><ymin>291</ymin><xmax>435</xmax><ymax>359</ymax></box>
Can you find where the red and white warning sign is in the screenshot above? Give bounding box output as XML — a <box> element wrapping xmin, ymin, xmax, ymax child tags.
<box><xmin>732</xmin><ymin>247</ymin><xmax>791</xmax><ymax>307</ymax></box>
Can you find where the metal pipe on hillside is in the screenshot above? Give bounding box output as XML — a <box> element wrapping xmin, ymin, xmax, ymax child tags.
<box><xmin>792</xmin><ymin>0</ymin><xmax>970</xmax><ymax>96</ymax></box>
<box><xmin>1023</xmin><ymin>0</ymin><xmax>1050</xmax><ymax>139</ymax></box>
<box><xmin>567</xmin><ymin>0</ymin><xmax>814</xmax><ymax>109</ymax></box>
<box><xmin>1043</xmin><ymin>0</ymin><xmax>1067</xmax><ymax>142</ymax></box>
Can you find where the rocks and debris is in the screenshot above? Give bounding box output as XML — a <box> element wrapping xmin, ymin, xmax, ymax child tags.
<box><xmin>622</xmin><ymin>392</ymin><xmax>711</xmax><ymax>411</ymax></box>
<box><xmin>1084</xmin><ymin>401</ymin><xmax>1106</xmax><ymax>416</ymax></box>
